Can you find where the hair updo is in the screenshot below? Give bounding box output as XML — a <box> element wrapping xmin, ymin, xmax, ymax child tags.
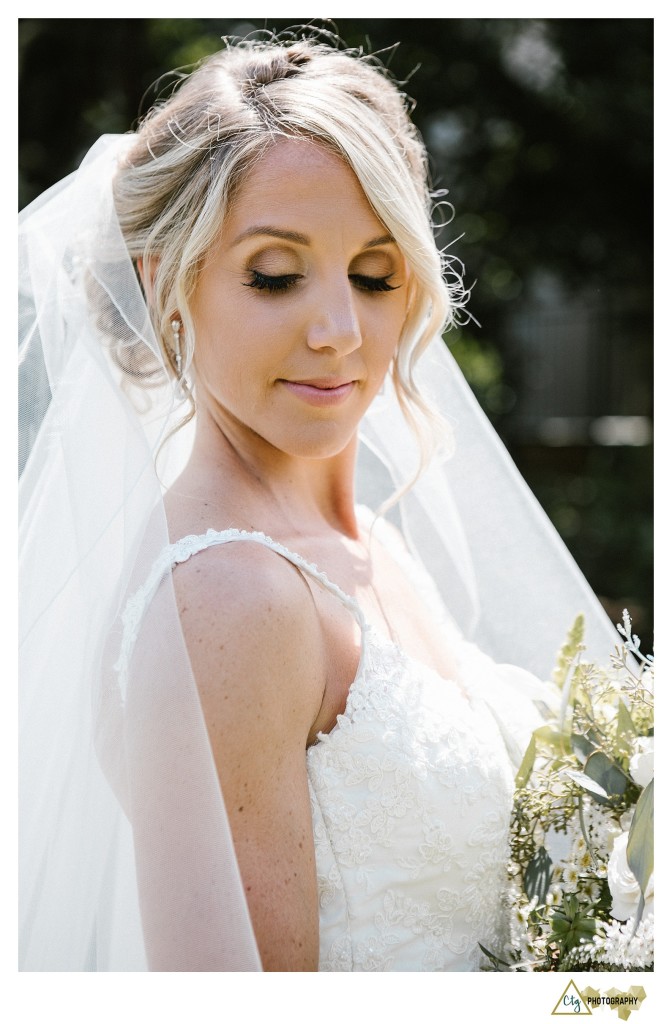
<box><xmin>111</xmin><ymin>34</ymin><xmax>466</xmax><ymax>462</ymax></box>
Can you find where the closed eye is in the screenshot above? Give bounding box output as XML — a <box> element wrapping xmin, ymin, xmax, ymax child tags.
<box><xmin>244</xmin><ymin>270</ymin><xmax>400</xmax><ymax>295</ymax></box>
<box><xmin>349</xmin><ymin>274</ymin><xmax>399</xmax><ymax>293</ymax></box>
<box><xmin>244</xmin><ymin>270</ymin><xmax>302</xmax><ymax>293</ymax></box>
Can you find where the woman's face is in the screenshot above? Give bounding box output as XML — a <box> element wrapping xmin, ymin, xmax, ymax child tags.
<box><xmin>190</xmin><ymin>138</ymin><xmax>410</xmax><ymax>461</ymax></box>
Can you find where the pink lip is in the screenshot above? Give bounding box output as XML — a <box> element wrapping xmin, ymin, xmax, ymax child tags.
<box><xmin>280</xmin><ymin>378</ymin><xmax>357</xmax><ymax>407</ymax></box>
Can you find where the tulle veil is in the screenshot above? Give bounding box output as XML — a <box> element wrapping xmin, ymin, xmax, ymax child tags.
<box><xmin>18</xmin><ymin>133</ymin><xmax>617</xmax><ymax>971</ymax></box>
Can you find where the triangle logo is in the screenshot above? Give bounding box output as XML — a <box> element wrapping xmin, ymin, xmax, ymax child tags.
<box><xmin>552</xmin><ymin>979</ymin><xmax>592</xmax><ymax>1015</ymax></box>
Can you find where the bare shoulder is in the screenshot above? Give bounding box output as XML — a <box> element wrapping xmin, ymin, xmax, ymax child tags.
<box><xmin>172</xmin><ymin>539</ymin><xmax>325</xmax><ymax>743</ymax></box>
<box><xmin>167</xmin><ymin>538</ymin><xmax>324</xmax><ymax>969</ymax></box>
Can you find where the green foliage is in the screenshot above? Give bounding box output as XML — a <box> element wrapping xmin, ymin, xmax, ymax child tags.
<box><xmin>515</xmin><ymin>734</ymin><xmax>537</xmax><ymax>789</ymax></box>
<box><xmin>628</xmin><ymin>781</ymin><xmax>654</xmax><ymax>904</ymax></box>
<box><xmin>500</xmin><ymin>615</ymin><xmax>654</xmax><ymax>972</ymax></box>
<box><xmin>552</xmin><ymin>613</ymin><xmax>585</xmax><ymax>690</ymax></box>
<box><xmin>548</xmin><ymin>894</ymin><xmax>598</xmax><ymax>959</ymax></box>
<box><xmin>583</xmin><ymin>751</ymin><xmax>630</xmax><ymax>803</ymax></box>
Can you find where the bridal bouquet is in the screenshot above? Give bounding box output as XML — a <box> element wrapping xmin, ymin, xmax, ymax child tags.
<box><xmin>483</xmin><ymin>612</ymin><xmax>654</xmax><ymax>972</ymax></box>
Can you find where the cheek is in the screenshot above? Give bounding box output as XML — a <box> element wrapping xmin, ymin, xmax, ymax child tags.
<box><xmin>363</xmin><ymin>333</ymin><xmax>398</xmax><ymax>394</ymax></box>
<box><xmin>370</xmin><ymin>303</ymin><xmax>407</xmax><ymax>361</ymax></box>
<box><xmin>192</xmin><ymin>288</ymin><xmax>263</xmax><ymax>365</ymax></box>
<box><xmin>216</xmin><ymin>292</ymin><xmax>299</xmax><ymax>353</ymax></box>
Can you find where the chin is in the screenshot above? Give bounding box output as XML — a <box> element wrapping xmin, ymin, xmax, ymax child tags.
<box><xmin>270</xmin><ymin>422</ymin><xmax>359</xmax><ymax>461</ymax></box>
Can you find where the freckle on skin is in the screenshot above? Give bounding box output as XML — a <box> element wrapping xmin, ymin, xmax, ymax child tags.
<box><xmin>238</xmin><ymin>805</ymin><xmax>244</xmax><ymax>812</ymax></box>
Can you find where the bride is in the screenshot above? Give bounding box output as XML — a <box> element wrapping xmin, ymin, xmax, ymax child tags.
<box><xmin>19</xmin><ymin>35</ymin><xmax>617</xmax><ymax>971</ymax></box>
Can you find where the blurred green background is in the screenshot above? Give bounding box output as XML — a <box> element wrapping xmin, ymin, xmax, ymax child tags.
<box><xmin>19</xmin><ymin>18</ymin><xmax>653</xmax><ymax>653</ymax></box>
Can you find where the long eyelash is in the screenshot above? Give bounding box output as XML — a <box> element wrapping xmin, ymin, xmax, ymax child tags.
<box><xmin>244</xmin><ymin>271</ymin><xmax>301</xmax><ymax>293</ymax></box>
<box><xmin>244</xmin><ymin>270</ymin><xmax>399</xmax><ymax>294</ymax></box>
<box><xmin>350</xmin><ymin>274</ymin><xmax>399</xmax><ymax>293</ymax></box>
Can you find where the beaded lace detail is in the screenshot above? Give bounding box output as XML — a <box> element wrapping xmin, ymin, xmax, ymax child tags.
<box><xmin>117</xmin><ymin>523</ymin><xmax>543</xmax><ymax>971</ymax></box>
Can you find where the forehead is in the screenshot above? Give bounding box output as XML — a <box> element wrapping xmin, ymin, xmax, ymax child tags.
<box><xmin>225</xmin><ymin>137</ymin><xmax>382</xmax><ymax>234</ymax></box>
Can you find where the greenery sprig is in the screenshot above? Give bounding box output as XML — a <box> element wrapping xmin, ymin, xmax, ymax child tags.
<box><xmin>482</xmin><ymin>613</ymin><xmax>653</xmax><ymax>972</ymax></box>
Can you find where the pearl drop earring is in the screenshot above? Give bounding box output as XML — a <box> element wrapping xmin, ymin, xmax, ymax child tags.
<box><xmin>171</xmin><ymin>318</ymin><xmax>182</xmax><ymax>374</ymax></box>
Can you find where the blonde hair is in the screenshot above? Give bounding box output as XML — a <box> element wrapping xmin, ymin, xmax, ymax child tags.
<box><xmin>112</xmin><ymin>34</ymin><xmax>467</xmax><ymax>470</ymax></box>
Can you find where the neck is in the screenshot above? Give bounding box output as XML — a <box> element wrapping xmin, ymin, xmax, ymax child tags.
<box><xmin>178</xmin><ymin>406</ymin><xmax>361</xmax><ymax>540</ymax></box>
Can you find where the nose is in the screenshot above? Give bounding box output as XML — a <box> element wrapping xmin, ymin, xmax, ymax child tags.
<box><xmin>306</xmin><ymin>278</ymin><xmax>362</xmax><ymax>355</ymax></box>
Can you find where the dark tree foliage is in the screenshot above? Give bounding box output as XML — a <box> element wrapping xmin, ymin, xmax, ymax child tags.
<box><xmin>19</xmin><ymin>18</ymin><xmax>653</xmax><ymax>652</ymax></box>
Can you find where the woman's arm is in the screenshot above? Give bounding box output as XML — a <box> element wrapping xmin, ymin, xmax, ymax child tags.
<box><xmin>172</xmin><ymin>541</ymin><xmax>326</xmax><ymax>971</ymax></box>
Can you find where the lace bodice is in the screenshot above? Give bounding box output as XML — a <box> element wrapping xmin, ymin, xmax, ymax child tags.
<box><xmin>309</xmin><ymin>626</ymin><xmax>527</xmax><ymax>971</ymax></box>
<box><xmin>118</xmin><ymin>520</ymin><xmax>549</xmax><ymax>971</ymax></box>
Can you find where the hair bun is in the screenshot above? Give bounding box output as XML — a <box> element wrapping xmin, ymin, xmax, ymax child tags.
<box><xmin>244</xmin><ymin>46</ymin><xmax>310</xmax><ymax>91</ymax></box>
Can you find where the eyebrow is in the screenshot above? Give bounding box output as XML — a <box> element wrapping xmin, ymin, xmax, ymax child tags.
<box><xmin>232</xmin><ymin>226</ymin><xmax>396</xmax><ymax>249</ymax></box>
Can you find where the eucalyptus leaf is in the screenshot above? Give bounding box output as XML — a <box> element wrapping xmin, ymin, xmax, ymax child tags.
<box><xmin>565</xmin><ymin>768</ymin><xmax>610</xmax><ymax>804</ymax></box>
<box><xmin>524</xmin><ymin>846</ymin><xmax>553</xmax><ymax>903</ymax></box>
<box><xmin>571</xmin><ymin>733</ymin><xmax>597</xmax><ymax>764</ymax></box>
<box><xmin>584</xmin><ymin>750</ymin><xmax>629</xmax><ymax>797</ymax></box>
<box><xmin>631</xmin><ymin>891</ymin><xmax>646</xmax><ymax>937</ymax></box>
<box><xmin>627</xmin><ymin>780</ymin><xmax>653</xmax><ymax>897</ymax></box>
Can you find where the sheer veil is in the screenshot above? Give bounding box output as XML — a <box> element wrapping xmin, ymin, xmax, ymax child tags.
<box><xmin>19</xmin><ymin>133</ymin><xmax>617</xmax><ymax>971</ymax></box>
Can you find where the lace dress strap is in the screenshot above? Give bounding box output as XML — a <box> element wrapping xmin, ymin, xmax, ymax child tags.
<box><xmin>114</xmin><ymin>528</ymin><xmax>367</xmax><ymax>700</ymax></box>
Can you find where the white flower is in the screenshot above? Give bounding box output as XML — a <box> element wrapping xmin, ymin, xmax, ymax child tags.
<box><xmin>595</xmin><ymin>860</ymin><xmax>608</xmax><ymax>879</ymax></box>
<box><xmin>584</xmin><ymin>880</ymin><xmax>602</xmax><ymax>902</ymax></box>
<box><xmin>577</xmin><ymin>849</ymin><xmax>592</xmax><ymax>870</ymax></box>
<box><xmin>607</xmin><ymin>832</ymin><xmax>653</xmax><ymax>921</ymax></box>
<box><xmin>562</xmin><ymin>864</ymin><xmax>580</xmax><ymax>891</ymax></box>
<box><xmin>582</xmin><ymin>802</ymin><xmax>621</xmax><ymax>853</ymax></box>
<box><xmin>546</xmin><ymin>885</ymin><xmax>563</xmax><ymax>906</ymax></box>
<box><xmin>588</xmin><ymin>915</ymin><xmax>654</xmax><ymax>969</ymax></box>
<box><xmin>629</xmin><ymin>737</ymin><xmax>654</xmax><ymax>788</ymax></box>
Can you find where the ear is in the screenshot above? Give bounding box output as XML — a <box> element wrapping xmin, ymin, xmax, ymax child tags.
<box><xmin>136</xmin><ymin>257</ymin><xmax>159</xmax><ymax>304</ymax></box>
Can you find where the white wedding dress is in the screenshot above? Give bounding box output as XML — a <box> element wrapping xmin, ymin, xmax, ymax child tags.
<box><xmin>117</xmin><ymin>516</ymin><xmax>551</xmax><ymax>972</ymax></box>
